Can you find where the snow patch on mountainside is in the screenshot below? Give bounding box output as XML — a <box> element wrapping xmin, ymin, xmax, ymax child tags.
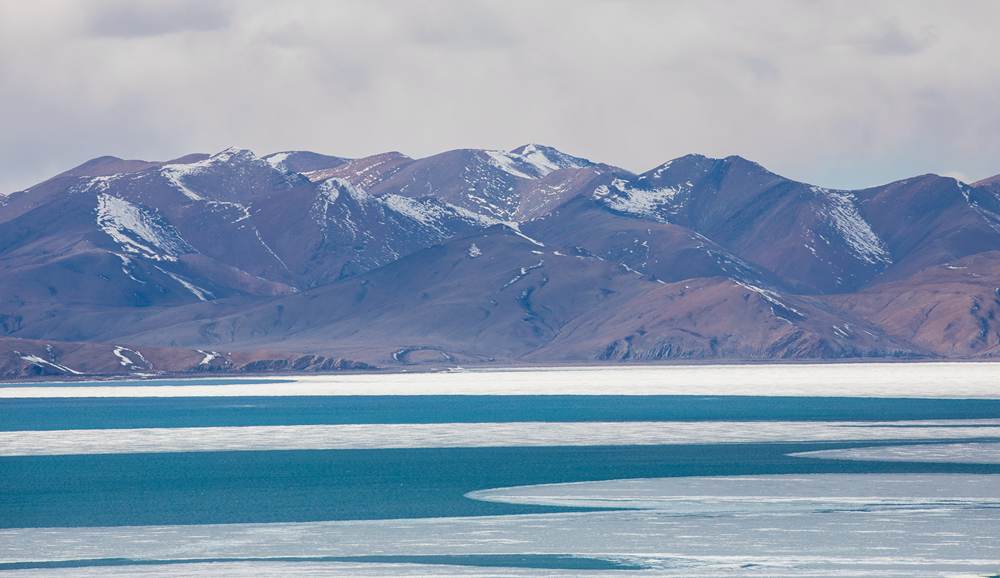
<box><xmin>74</xmin><ymin>174</ymin><xmax>124</xmax><ymax>195</ymax></box>
<box><xmin>205</xmin><ymin>199</ymin><xmax>251</xmax><ymax>223</ymax></box>
<box><xmin>111</xmin><ymin>253</ymin><xmax>144</xmax><ymax>283</ymax></box>
<box><xmin>381</xmin><ymin>195</ymin><xmax>450</xmax><ymax>236</ymax></box>
<box><xmin>263</xmin><ymin>152</ymin><xmax>291</xmax><ymax>171</ymax></box>
<box><xmin>445</xmin><ymin>203</ymin><xmax>504</xmax><ymax>227</ymax></box>
<box><xmin>593</xmin><ymin>179</ymin><xmax>683</xmax><ymax>221</ymax></box>
<box><xmin>503</xmin><ymin>260</ymin><xmax>544</xmax><ymax>289</ymax></box>
<box><xmin>112</xmin><ymin>346</ymin><xmax>149</xmax><ymax>368</ymax></box>
<box><xmin>254</xmin><ymin>229</ymin><xmax>291</xmax><ymax>274</ymax></box>
<box><xmin>311</xmin><ymin>178</ymin><xmax>350</xmax><ymax>230</ymax></box>
<box><xmin>311</xmin><ymin>178</ymin><xmax>375</xmax><ymax>234</ymax></box>
<box><xmin>160</xmin><ymin>163</ymin><xmax>204</xmax><ymax>201</ymax></box>
<box><xmin>961</xmin><ymin>180</ymin><xmax>1000</xmax><ymax>234</ymax></box>
<box><xmin>153</xmin><ymin>266</ymin><xmax>214</xmax><ymax>301</ymax></box>
<box><xmin>505</xmin><ymin>222</ymin><xmax>545</xmax><ymax>247</ymax></box>
<box><xmin>381</xmin><ymin>195</ymin><xmax>495</xmax><ymax>237</ymax></box>
<box><xmin>650</xmin><ymin>160</ymin><xmax>674</xmax><ymax>178</ymax></box>
<box><xmin>18</xmin><ymin>354</ymin><xmax>82</xmax><ymax>375</ymax></box>
<box><xmin>332</xmin><ymin>177</ymin><xmax>369</xmax><ymax>203</ymax></box>
<box><xmin>812</xmin><ymin>187</ymin><xmax>892</xmax><ymax>265</ymax></box>
<box><xmin>483</xmin><ymin>150</ymin><xmax>535</xmax><ymax>179</ymax></box>
<box><xmin>317</xmin><ymin>178</ymin><xmax>344</xmax><ymax>204</ymax></box>
<box><xmin>197</xmin><ymin>350</ymin><xmax>221</xmax><ymax>365</ymax></box>
<box><xmin>96</xmin><ymin>194</ymin><xmax>191</xmax><ymax>262</ymax></box>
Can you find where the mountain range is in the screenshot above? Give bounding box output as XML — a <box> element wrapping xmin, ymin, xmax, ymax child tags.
<box><xmin>3</xmin><ymin>144</ymin><xmax>999</xmax><ymax>377</ymax></box>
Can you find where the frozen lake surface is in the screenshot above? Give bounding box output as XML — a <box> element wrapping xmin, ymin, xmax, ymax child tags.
<box><xmin>1</xmin><ymin>365</ymin><xmax>999</xmax><ymax>577</ymax></box>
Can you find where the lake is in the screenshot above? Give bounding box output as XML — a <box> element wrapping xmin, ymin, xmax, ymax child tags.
<box><xmin>1</xmin><ymin>364</ymin><xmax>999</xmax><ymax>577</ymax></box>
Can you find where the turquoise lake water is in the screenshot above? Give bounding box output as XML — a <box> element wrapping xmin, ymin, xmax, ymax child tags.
<box><xmin>5</xmin><ymin>395</ymin><xmax>1000</xmax><ymax>430</ymax></box>
<box><xmin>2</xmin><ymin>381</ymin><xmax>1000</xmax><ymax>575</ymax></box>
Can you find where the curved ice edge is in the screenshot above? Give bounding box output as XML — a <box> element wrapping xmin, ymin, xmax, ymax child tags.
<box><xmin>466</xmin><ymin>473</ymin><xmax>1000</xmax><ymax>512</ymax></box>
<box><xmin>0</xmin><ymin>553</ymin><xmax>647</xmax><ymax>572</ymax></box>
<box><xmin>789</xmin><ymin>441</ymin><xmax>1000</xmax><ymax>464</ymax></box>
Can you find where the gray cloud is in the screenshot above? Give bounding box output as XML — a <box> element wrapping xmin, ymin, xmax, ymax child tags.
<box><xmin>1</xmin><ymin>0</ymin><xmax>998</xmax><ymax>193</ymax></box>
<box><xmin>849</xmin><ymin>19</ymin><xmax>938</xmax><ymax>56</ymax></box>
<box><xmin>85</xmin><ymin>0</ymin><xmax>234</xmax><ymax>37</ymax></box>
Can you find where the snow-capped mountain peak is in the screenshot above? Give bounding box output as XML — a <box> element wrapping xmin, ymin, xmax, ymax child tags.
<box><xmin>510</xmin><ymin>143</ymin><xmax>593</xmax><ymax>175</ymax></box>
<box><xmin>209</xmin><ymin>147</ymin><xmax>259</xmax><ymax>164</ymax></box>
<box><xmin>483</xmin><ymin>145</ymin><xmax>593</xmax><ymax>180</ymax></box>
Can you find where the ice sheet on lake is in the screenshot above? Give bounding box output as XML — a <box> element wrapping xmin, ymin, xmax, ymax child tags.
<box><xmin>2</xmin><ymin>362</ymin><xmax>999</xmax><ymax>398</ymax></box>
<box><xmin>792</xmin><ymin>441</ymin><xmax>1000</xmax><ymax>464</ymax></box>
<box><xmin>3</xmin><ymin>475</ymin><xmax>999</xmax><ymax>577</ymax></box>
<box><xmin>2</xmin><ymin>420</ymin><xmax>1000</xmax><ymax>456</ymax></box>
<box><xmin>468</xmin><ymin>473</ymin><xmax>1000</xmax><ymax>512</ymax></box>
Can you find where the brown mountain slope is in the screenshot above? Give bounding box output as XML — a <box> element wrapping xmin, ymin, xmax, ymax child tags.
<box><xmin>118</xmin><ymin>227</ymin><xmax>920</xmax><ymax>365</ymax></box>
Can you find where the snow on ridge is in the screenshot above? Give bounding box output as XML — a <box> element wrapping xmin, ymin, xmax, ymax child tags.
<box><xmin>263</xmin><ymin>151</ymin><xmax>291</xmax><ymax>171</ymax></box>
<box><xmin>316</xmin><ymin>178</ymin><xmax>342</xmax><ymax>206</ymax></box>
<box><xmin>159</xmin><ymin>147</ymin><xmax>276</xmax><ymax>202</ymax></box>
<box><xmin>73</xmin><ymin>174</ymin><xmax>126</xmax><ymax>195</ymax></box>
<box><xmin>516</xmin><ymin>144</ymin><xmax>591</xmax><ymax>175</ymax></box>
<box><xmin>484</xmin><ymin>146</ymin><xmax>590</xmax><ymax>180</ymax></box>
<box><xmin>112</xmin><ymin>346</ymin><xmax>134</xmax><ymax>367</ymax></box>
<box><xmin>312</xmin><ymin>178</ymin><xmax>354</xmax><ymax>226</ymax></box>
<box><xmin>111</xmin><ymin>252</ymin><xmax>144</xmax><ymax>284</ymax></box>
<box><xmin>960</xmin><ymin>181</ymin><xmax>1000</xmax><ymax>234</ymax></box>
<box><xmin>197</xmin><ymin>350</ymin><xmax>221</xmax><ymax>365</ymax></box>
<box><xmin>159</xmin><ymin>163</ymin><xmax>203</xmax><ymax>201</ymax></box>
<box><xmin>811</xmin><ymin>186</ymin><xmax>892</xmax><ymax>265</ymax></box>
<box><xmin>323</xmin><ymin>177</ymin><xmax>368</xmax><ymax>203</ymax></box>
<box><xmin>651</xmin><ymin>160</ymin><xmax>674</xmax><ymax>178</ymax></box>
<box><xmin>484</xmin><ymin>150</ymin><xmax>535</xmax><ymax>179</ymax></box>
<box><xmin>502</xmin><ymin>260</ymin><xmax>544</xmax><ymax>289</ymax></box>
<box><xmin>444</xmin><ymin>202</ymin><xmax>504</xmax><ymax>227</ymax></box>
<box><xmin>311</xmin><ymin>178</ymin><xmax>372</xmax><ymax>231</ymax></box>
<box><xmin>96</xmin><ymin>194</ymin><xmax>191</xmax><ymax>262</ymax></box>
<box><xmin>381</xmin><ymin>194</ymin><xmax>507</xmax><ymax>240</ymax></box>
<box><xmin>593</xmin><ymin>178</ymin><xmax>684</xmax><ymax>221</ymax></box>
<box><xmin>516</xmin><ymin>145</ymin><xmax>563</xmax><ymax>174</ymax></box>
<box><xmin>153</xmin><ymin>265</ymin><xmax>214</xmax><ymax>301</ymax></box>
<box><xmin>504</xmin><ymin>222</ymin><xmax>545</xmax><ymax>247</ymax></box>
<box><xmin>381</xmin><ymin>195</ymin><xmax>452</xmax><ymax>237</ymax></box>
<box><xmin>112</xmin><ymin>346</ymin><xmax>149</xmax><ymax>368</ymax></box>
<box><xmin>382</xmin><ymin>195</ymin><xmax>457</xmax><ymax>237</ymax></box>
<box><xmin>17</xmin><ymin>353</ymin><xmax>82</xmax><ymax>375</ymax></box>
<box><xmin>310</xmin><ymin>178</ymin><xmax>379</xmax><ymax>246</ymax></box>
<box><xmin>208</xmin><ymin>147</ymin><xmax>258</xmax><ymax>164</ymax></box>
<box><xmin>735</xmin><ymin>280</ymin><xmax>805</xmax><ymax>322</ymax></box>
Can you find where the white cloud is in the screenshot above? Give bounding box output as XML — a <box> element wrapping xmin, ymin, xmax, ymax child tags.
<box><xmin>1</xmin><ymin>0</ymin><xmax>999</xmax><ymax>193</ymax></box>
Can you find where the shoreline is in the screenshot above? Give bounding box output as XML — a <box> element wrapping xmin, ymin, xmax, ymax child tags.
<box><xmin>3</xmin><ymin>356</ymin><xmax>998</xmax><ymax>385</ymax></box>
<box><xmin>2</xmin><ymin>361</ymin><xmax>998</xmax><ymax>399</ymax></box>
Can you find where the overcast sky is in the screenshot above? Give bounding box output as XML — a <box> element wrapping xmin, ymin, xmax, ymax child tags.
<box><xmin>2</xmin><ymin>0</ymin><xmax>999</xmax><ymax>193</ymax></box>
